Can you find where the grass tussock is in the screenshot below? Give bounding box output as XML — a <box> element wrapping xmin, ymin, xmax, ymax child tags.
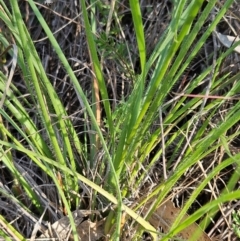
<box><xmin>0</xmin><ymin>0</ymin><xmax>240</xmax><ymax>240</ymax></box>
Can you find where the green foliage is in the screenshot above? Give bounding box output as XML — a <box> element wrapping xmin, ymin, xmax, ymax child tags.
<box><xmin>96</xmin><ymin>32</ymin><xmax>127</xmax><ymax>60</ymax></box>
<box><xmin>0</xmin><ymin>0</ymin><xmax>239</xmax><ymax>240</ymax></box>
<box><xmin>232</xmin><ymin>210</ymin><xmax>240</xmax><ymax>238</ymax></box>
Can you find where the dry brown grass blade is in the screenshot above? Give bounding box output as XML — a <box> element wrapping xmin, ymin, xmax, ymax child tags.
<box><xmin>141</xmin><ymin>199</ymin><xmax>212</xmax><ymax>241</ymax></box>
<box><xmin>0</xmin><ymin>215</ymin><xmax>23</xmax><ymax>241</ymax></box>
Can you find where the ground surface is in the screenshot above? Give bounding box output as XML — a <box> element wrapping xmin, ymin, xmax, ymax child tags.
<box><xmin>1</xmin><ymin>1</ymin><xmax>240</xmax><ymax>240</ymax></box>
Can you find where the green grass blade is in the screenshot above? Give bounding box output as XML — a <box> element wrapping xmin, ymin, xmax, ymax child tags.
<box><xmin>167</xmin><ymin>156</ymin><xmax>236</xmax><ymax>239</ymax></box>
<box><xmin>24</xmin><ymin>0</ymin><xmax>123</xmax><ymax>238</ymax></box>
<box><xmin>0</xmin><ymin>139</ymin><xmax>158</xmax><ymax>240</ymax></box>
<box><xmin>11</xmin><ymin>0</ymin><xmax>75</xmax><ymax>193</ymax></box>
<box><xmin>80</xmin><ymin>0</ymin><xmax>114</xmax><ymax>135</ymax></box>
<box><xmin>0</xmin><ymin>215</ymin><xmax>26</xmax><ymax>241</ymax></box>
<box><xmin>129</xmin><ymin>0</ymin><xmax>146</xmax><ymax>72</ymax></box>
<box><xmin>164</xmin><ymin>191</ymin><xmax>240</xmax><ymax>240</ymax></box>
